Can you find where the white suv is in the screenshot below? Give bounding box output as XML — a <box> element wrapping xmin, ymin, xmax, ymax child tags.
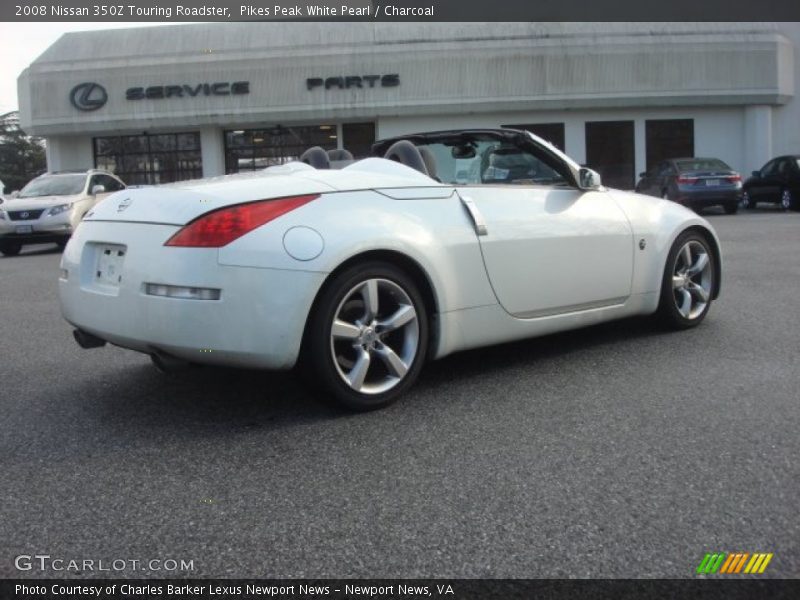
<box><xmin>0</xmin><ymin>170</ymin><xmax>126</xmax><ymax>256</ymax></box>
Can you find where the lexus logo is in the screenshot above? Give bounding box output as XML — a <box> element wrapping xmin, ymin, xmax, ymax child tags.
<box><xmin>69</xmin><ymin>82</ymin><xmax>108</xmax><ymax>111</ymax></box>
<box><xmin>21</xmin><ymin>211</ymin><xmax>29</xmax><ymax>219</ymax></box>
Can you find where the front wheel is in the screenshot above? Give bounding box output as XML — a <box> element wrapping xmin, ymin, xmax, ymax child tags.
<box><xmin>741</xmin><ymin>190</ymin><xmax>756</xmax><ymax>209</ymax></box>
<box><xmin>304</xmin><ymin>261</ymin><xmax>429</xmax><ymax>411</ymax></box>
<box><xmin>656</xmin><ymin>231</ymin><xmax>716</xmax><ymax>330</ymax></box>
<box><xmin>0</xmin><ymin>242</ymin><xmax>22</xmax><ymax>257</ymax></box>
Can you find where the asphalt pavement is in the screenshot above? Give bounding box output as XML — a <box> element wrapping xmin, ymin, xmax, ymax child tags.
<box><xmin>1</xmin><ymin>209</ymin><xmax>798</xmax><ymax>579</ymax></box>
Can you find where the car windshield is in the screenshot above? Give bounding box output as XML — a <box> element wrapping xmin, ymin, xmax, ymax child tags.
<box><xmin>416</xmin><ymin>138</ymin><xmax>568</xmax><ymax>186</ymax></box>
<box><xmin>676</xmin><ymin>159</ymin><xmax>730</xmax><ymax>172</ymax></box>
<box><xmin>18</xmin><ymin>174</ymin><xmax>86</xmax><ymax>198</ymax></box>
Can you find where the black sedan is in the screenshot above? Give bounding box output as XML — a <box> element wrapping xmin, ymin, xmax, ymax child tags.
<box><xmin>741</xmin><ymin>155</ymin><xmax>800</xmax><ymax>211</ymax></box>
<box><xmin>635</xmin><ymin>158</ymin><xmax>742</xmax><ymax>214</ymax></box>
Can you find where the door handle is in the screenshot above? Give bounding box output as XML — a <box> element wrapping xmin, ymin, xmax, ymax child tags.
<box><xmin>458</xmin><ymin>194</ymin><xmax>488</xmax><ymax>236</ymax></box>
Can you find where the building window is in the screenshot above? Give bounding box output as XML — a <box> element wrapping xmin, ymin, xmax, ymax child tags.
<box><xmin>646</xmin><ymin>119</ymin><xmax>694</xmax><ymax>171</ymax></box>
<box><xmin>94</xmin><ymin>132</ymin><xmax>202</xmax><ymax>185</ymax></box>
<box><xmin>502</xmin><ymin>123</ymin><xmax>565</xmax><ymax>151</ymax></box>
<box><xmin>224</xmin><ymin>125</ymin><xmax>338</xmax><ymax>173</ymax></box>
<box><xmin>224</xmin><ymin>123</ymin><xmax>376</xmax><ymax>173</ymax></box>
<box><xmin>342</xmin><ymin>123</ymin><xmax>376</xmax><ymax>158</ymax></box>
<box><xmin>585</xmin><ymin>121</ymin><xmax>635</xmax><ymax>190</ymax></box>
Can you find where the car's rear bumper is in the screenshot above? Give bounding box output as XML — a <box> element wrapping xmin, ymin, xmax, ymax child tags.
<box><xmin>58</xmin><ymin>221</ymin><xmax>327</xmax><ymax>370</ymax></box>
<box><xmin>675</xmin><ymin>190</ymin><xmax>741</xmax><ymax>206</ymax></box>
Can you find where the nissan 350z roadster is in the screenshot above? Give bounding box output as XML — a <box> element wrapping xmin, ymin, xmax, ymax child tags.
<box><xmin>59</xmin><ymin>129</ymin><xmax>722</xmax><ymax>410</ymax></box>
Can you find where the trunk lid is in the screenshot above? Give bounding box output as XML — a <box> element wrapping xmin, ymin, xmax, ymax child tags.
<box><xmin>84</xmin><ymin>170</ymin><xmax>337</xmax><ymax>225</ymax></box>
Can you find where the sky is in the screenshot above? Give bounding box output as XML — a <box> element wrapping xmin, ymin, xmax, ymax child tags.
<box><xmin>0</xmin><ymin>22</ymin><xmax>177</xmax><ymax>115</ymax></box>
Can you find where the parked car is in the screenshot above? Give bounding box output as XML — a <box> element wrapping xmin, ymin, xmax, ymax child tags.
<box><xmin>635</xmin><ymin>158</ymin><xmax>742</xmax><ymax>214</ymax></box>
<box><xmin>741</xmin><ymin>155</ymin><xmax>800</xmax><ymax>210</ymax></box>
<box><xmin>0</xmin><ymin>169</ymin><xmax>126</xmax><ymax>256</ymax></box>
<box><xmin>60</xmin><ymin>129</ymin><xmax>721</xmax><ymax>411</ymax></box>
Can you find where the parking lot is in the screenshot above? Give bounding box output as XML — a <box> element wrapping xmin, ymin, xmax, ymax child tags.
<box><xmin>1</xmin><ymin>209</ymin><xmax>798</xmax><ymax>579</ymax></box>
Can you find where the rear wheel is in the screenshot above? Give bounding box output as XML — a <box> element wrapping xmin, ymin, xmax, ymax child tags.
<box><xmin>0</xmin><ymin>242</ymin><xmax>22</xmax><ymax>257</ymax></box>
<box><xmin>657</xmin><ymin>231</ymin><xmax>716</xmax><ymax>329</ymax></box>
<box><xmin>305</xmin><ymin>261</ymin><xmax>429</xmax><ymax>411</ymax></box>
<box><xmin>723</xmin><ymin>202</ymin><xmax>738</xmax><ymax>215</ymax></box>
<box><xmin>780</xmin><ymin>189</ymin><xmax>793</xmax><ymax>211</ymax></box>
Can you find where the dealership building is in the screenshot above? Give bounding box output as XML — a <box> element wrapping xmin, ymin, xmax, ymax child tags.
<box><xmin>18</xmin><ymin>22</ymin><xmax>799</xmax><ymax>189</ymax></box>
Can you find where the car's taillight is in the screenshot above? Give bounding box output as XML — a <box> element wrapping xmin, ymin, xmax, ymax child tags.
<box><xmin>165</xmin><ymin>194</ymin><xmax>319</xmax><ymax>247</ymax></box>
<box><xmin>726</xmin><ymin>174</ymin><xmax>742</xmax><ymax>183</ymax></box>
<box><xmin>677</xmin><ymin>176</ymin><xmax>698</xmax><ymax>185</ymax></box>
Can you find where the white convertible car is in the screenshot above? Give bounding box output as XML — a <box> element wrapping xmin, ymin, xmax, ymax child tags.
<box><xmin>59</xmin><ymin>129</ymin><xmax>721</xmax><ymax>410</ymax></box>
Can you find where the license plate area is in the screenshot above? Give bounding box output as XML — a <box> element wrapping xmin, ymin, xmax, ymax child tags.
<box><xmin>15</xmin><ymin>225</ymin><xmax>33</xmax><ymax>234</ymax></box>
<box><xmin>81</xmin><ymin>243</ymin><xmax>127</xmax><ymax>295</ymax></box>
<box><xmin>705</xmin><ymin>179</ymin><xmax>720</xmax><ymax>187</ymax></box>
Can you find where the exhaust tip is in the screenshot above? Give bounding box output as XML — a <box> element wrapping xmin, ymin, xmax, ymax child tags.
<box><xmin>73</xmin><ymin>329</ymin><xmax>106</xmax><ymax>349</ymax></box>
<box><xmin>150</xmin><ymin>351</ymin><xmax>190</xmax><ymax>374</ymax></box>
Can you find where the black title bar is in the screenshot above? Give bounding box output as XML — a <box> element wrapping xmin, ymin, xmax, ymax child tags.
<box><xmin>3</xmin><ymin>0</ymin><xmax>800</xmax><ymax>21</ymax></box>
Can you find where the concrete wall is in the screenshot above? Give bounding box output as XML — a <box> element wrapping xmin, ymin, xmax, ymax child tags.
<box><xmin>44</xmin><ymin>135</ymin><xmax>94</xmax><ymax>172</ymax></box>
<box><xmin>772</xmin><ymin>23</ymin><xmax>800</xmax><ymax>160</ymax></box>
<box><xmin>19</xmin><ymin>23</ymin><xmax>794</xmax><ymax>137</ymax></box>
<box><xmin>19</xmin><ymin>22</ymin><xmax>798</xmax><ymax>179</ymax></box>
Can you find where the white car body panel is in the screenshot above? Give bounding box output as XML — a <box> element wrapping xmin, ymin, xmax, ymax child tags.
<box><xmin>59</xmin><ymin>138</ymin><xmax>721</xmax><ymax>373</ymax></box>
<box><xmin>461</xmin><ymin>186</ymin><xmax>634</xmax><ymax>317</ymax></box>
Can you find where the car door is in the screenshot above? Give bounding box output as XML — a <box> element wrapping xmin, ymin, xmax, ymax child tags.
<box><xmin>459</xmin><ymin>182</ymin><xmax>634</xmax><ymax>318</ymax></box>
<box><xmin>775</xmin><ymin>158</ymin><xmax>794</xmax><ymax>196</ymax></box>
<box><xmin>749</xmin><ymin>159</ymin><xmax>781</xmax><ymax>202</ymax></box>
<box><xmin>790</xmin><ymin>158</ymin><xmax>800</xmax><ymax>196</ymax></box>
<box><xmin>657</xmin><ymin>161</ymin><xmax>677</xmax><ymax>197</ymax></box>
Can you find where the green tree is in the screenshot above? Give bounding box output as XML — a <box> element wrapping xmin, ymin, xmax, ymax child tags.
<box><xmin>0</xmin><ymin>111</ymin><xmax>46</xmax><ymax>194</ymax></box>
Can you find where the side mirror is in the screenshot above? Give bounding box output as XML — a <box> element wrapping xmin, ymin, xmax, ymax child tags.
<box><xmin>579</xmin><ymin>167</ymin><xmax>602</xmax><ymax>190</ymax></box>
<box><xmin>91</xmin><ymin>184</ymin><xmax>106</xmax><ymax>196</ymax></box>
<box><xmin>751</xmin><ymin>171</ymin><xmax>760</xmax><ymax>178</ymax></box>
<box><xmin>10</xmin><ymin>190</ymin><xmax>20</xmax><ymax>198</ymax></box>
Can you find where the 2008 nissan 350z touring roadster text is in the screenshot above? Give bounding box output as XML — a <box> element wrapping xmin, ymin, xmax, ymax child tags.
<box><xmin>59</xmin><ymin>129</ymin><xmax>722</xmax><ymax>410</ymax></box>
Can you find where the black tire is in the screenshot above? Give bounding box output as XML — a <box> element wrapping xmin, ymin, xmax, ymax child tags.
<box><xmin>0</xmin><ymin>242</ymin><xmax>22</xmax><ymax>256</ymax></box>
<box><xmin>656</xmin><ymin>231</ymin><xmax>716</xmax><ymax>330</ymax></box>
<box><xmin>723</xmin><ymin>202</ymin><xmax>738</xmax><ymax>215</ymax></box>
<box><xmin>304</xmin><ymin>261</ymin><xmax>429</xmax><ymax>411</ymax></box>
<box><xmin>741</xmin><ymin>190</ymin><xmax>756</xmax><ymax>209</ymax></box>
<box><xmin>780</xmin><ymin>188</ymin><xmax>794</xmax><ymax>211</ymax></box>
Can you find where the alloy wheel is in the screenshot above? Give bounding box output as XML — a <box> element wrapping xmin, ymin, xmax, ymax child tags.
<box><xmin>781</xmin><ymin>189</ymin><xmax>792</xmax><ymax>210</ymax></box>
<box><xmin>329</xmin><ymin>278</ymin><xmax>420</xmax><ymax>395</ymax></box>
<box><xmin>671</xmin><ymin>241</ymin><xmax>713</xmax><ymax>320</ymax></box>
